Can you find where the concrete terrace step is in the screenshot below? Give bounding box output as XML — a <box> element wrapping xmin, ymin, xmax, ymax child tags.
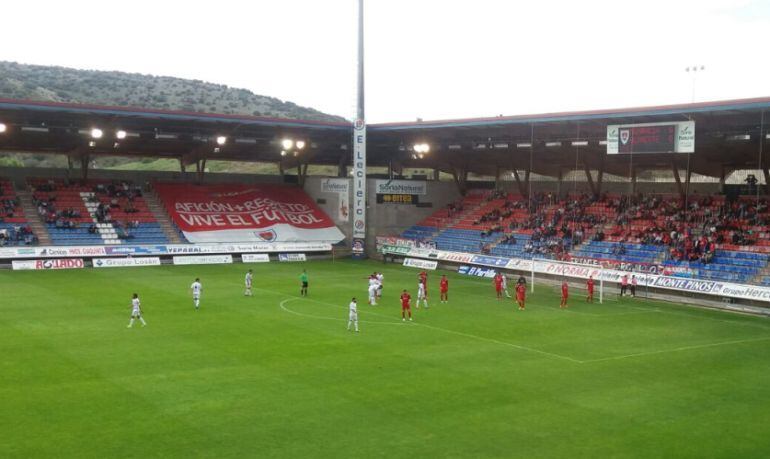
<box><xmin>15</xmin><ymin>188</ymin><xmax>51</xmax><ymax>245</ymax></box>
<box><xmin>144</xmin><ymin>190</ymin><xmax>184</xmax><ymax>244</ymax></box>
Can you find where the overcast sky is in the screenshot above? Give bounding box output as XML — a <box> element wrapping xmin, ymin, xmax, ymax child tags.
<box><xmin>1</xmin><ymin>0</ymin><xmax>768</xmax><ymax>123</ymax></box>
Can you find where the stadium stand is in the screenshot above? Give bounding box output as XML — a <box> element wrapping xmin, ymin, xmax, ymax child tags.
<box><xmin>0</xmin><ymin>179</ymin><xmax>37</xmax><ymax>246</ymax></box>
<box><xmin>28</xmin><ymin>179</ymin><xmax>168</xmax><ymax>246</ymax></box>
<box><xmin>394</xmin><ymin>189</ymin><xmax>770</xmax><ymax>284</ymax></box>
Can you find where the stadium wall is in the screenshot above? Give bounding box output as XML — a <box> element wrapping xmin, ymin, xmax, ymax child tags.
<box><xmin>364</xmin><ymin>180</ymin><xmax>460</xmax><ymax>254</ymax></box>
<box><xmin>296</xmin><ymin>177</ymin><xmax>461</xmax><ymax>253</ymax></box>
<box><xmin>304</xmin><ymin>177</ymin><xmax>354</xmax><ymax>243</ymax></box>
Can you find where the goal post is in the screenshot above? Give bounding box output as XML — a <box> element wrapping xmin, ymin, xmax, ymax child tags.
<box><xmin>531</xmin><ymin>258</ymin><xmax>605</xmax><ymax>304</ymax></box>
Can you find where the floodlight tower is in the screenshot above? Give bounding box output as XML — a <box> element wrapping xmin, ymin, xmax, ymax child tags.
<box><xmin>351</xmin><ymin>0</ymin><xmax>367</xmax><ymax>258</ymax></box>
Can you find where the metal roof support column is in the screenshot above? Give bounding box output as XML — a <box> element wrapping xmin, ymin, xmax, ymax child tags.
<box><xmin>433</xmin><ymin>168</ymin><xmax>439</xmax><ymax>181</ymax></box>
<box><xmin>596</xmin><ymin>153</ymin><xmax>605</xmax><ymax>197</ymax></box>
<box><xmin>524</xmin><ymin>166</ymin><xmax>531</xmax><ymax>196</ymax></box>
<box><xmin>583</xmin><ymin>162</ymin><xmax>596</xmax><ymax>197</ymax></box>
<box><xmin>195</xmin><ymin>159</ymin><xmax>206</xmax><ymax>184</ymax></box>
<box><xmin>672</xmin><ymin>160</ymin><xmax>684</xmax><ymax>199</ymax></box>
<box><xmin>631</xmin><ymin>165</ymin><xmax>637</xmax><ymax>194</ymax></box>
<box><xmin>763</xmin><ymin>168</ymin><xmax>770</xmax><ymax>196</ymax></box>
<box><xmin>80</xmin><ymin>154</ymin><xmax>90</xmax><ymax>182</ymax></box>
<box><xmin>494</xmin><ymin>166</ymin><xmax>501</xmax><ymax>189</ymax></box>
<box><xmin>66</xmin><ymin>154</ymin><xmax>75</xmax><ymax>181</ymax></box>
<box><xmin>512</xmin><ymin>169</ymin><xmax>525</xmax><ymax>197</ymax></box>
<box><xmin>451</xmin><ymin>166</ymin><xmax>467</xmax><ymax>196</ymax></box>
<box><xmin>298</xmin><ymin>163</ymin><xmax>309</xmax><ymax>189</ymax></box>
<box><xmin>179</xmin><ymin>158</ymin><xmax>186</xmax><ymax>174</ymax></box>
<box><xmin>556</xmin><ymin>168</ymin><xmax>563</xmax><ymax>198</ymax></box>
<box><xmin>719</xmin><ymin>166</ymin><xmax>726</xmax><ymax>194</ymax></box>
<box><xmin>338</xmin><ymin>153</ymin><xmax>348</xmax><ymax>177</ymax></box>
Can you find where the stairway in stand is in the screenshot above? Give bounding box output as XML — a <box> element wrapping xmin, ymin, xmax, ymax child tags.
<box><xmin>15</xmin><ymin>188</ymin><xmax>51</xmax><ymax>245</ymax></box>
<box><xmin>144</xmin><ymin>190</ymin><xmax>184</xmax><ymax>244</ymax></box>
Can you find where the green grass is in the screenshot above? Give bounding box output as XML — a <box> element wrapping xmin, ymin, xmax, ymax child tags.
<box><xmin>2</xmin><ymin>259</ymin><xmax>770</xmax><ymax>458</ymax></box>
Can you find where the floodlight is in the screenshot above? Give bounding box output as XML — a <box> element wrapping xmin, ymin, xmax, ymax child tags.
<box><xmin>90</xmin><ymin>128</ymin><xmax>103</xmax><ymax>139</ymax></box>
<box><xmin>0</xmin><ymin>123</ymin><xmax>6</xmax><ymax>133</ymax></box>
<box><xmin>296</xmin><ymin>140</ymin><xmax>306</xmax><ymax>150</ymax></box>
<box><xmin>116</xmin><ymin>130</ymin><xmax>127</xmax><ymax>140</ymax></box>
<box><xmin>282</xmin><ymin>138</ymin><xmax>294</xmax><ymax>150</ymax></box>
<box><xmin>216</xmin><ymin>136</ymin><xmax>227</xmax><ymax>146</ymax></box>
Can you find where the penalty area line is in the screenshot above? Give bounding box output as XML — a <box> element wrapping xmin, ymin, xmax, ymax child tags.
<box><xmin>277</xmin><ymin>296</ymin><xmax>582</xmax><ymax>363</ymax></box>
<box><xmin>279</xmin><ymin>298</ymin><xmax>405</xmax><ymax>326</ymax></box>
<box><xmin>410</xmin><ymin>321</ymin><xmax>583</xmax><ymax>364</ymax></box>
<box><xmin>581</xmin><ymin>335</ymin><xmax>770</xmax><ymax>363</ymax></box>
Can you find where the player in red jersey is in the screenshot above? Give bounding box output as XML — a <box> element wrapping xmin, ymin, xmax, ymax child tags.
<box><xmin>586</xmin><ymin>276</ymin><xmax>595</xmax><ymax>303</ymax></box>
<box><xmin>560</xmin><ymin>281</ymin><xmax>569</xmax><ymax>309</ymax></box>
<box><xmin>439</xmin><ymin>275</ymin><xmax>449</xmax><ymax>303</ymax></box>
<box><xmin>493</xmin><ymin>273</ymin><xmax>504</xmax><ymax>300</ymax></box>
<box><xmin>400</xmin><ymin>289</ymin><xmax>413</xmax><ymax>322</ymax></box>
<box><xmin>515</xmin><ymin>282</ymin><xmax>526</xmax><ymax>310</ymax></box>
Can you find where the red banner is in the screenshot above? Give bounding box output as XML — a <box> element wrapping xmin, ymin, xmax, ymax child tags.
<box><xmin>155</xmin><ymin>183</ymin><xmax>344</xmax><ymax>243</ymax></box>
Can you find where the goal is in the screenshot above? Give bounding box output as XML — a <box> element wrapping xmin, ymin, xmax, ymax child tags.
<box><xmin>529</xmin><ymin>258</ymin><xmax>606</xmax><ymax>303</ymax></box>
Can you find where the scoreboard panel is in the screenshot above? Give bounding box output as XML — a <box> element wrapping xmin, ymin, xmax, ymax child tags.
<box><xmin>607</xmin><ymin>121</ymin><xmax>694</xmax><ymax>154</ymax></box>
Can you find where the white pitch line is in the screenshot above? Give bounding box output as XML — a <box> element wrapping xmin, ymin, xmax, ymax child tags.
<box><xmin>581</xmin><ymin>335</ymin><xmax>770</xmax><ymax>363</ymax></box>
<box><xmin>279</xmin><ymin>298</ymin><xmax>404</xmax><ymax>326</ymax></box>
<box><xmin>409</xmin><ymin>321</ymin><xmax>584</xmax><ymax>363</ymax></box>
<box><xmin>276</xmin><ymin>295</ymin><xmax>582</xmax><ymax>363</ymax></box>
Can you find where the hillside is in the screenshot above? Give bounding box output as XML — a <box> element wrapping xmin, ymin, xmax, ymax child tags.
<box><xmin>0</xmin><ymin>61</ymin><xmax>345</xmax><ymax>122</ymax></box>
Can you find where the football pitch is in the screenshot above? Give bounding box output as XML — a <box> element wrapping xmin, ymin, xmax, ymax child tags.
<box><xmin>2</xmin><ymin>259</ymin><xmax>770</xmax><ymax>458</ymax></box>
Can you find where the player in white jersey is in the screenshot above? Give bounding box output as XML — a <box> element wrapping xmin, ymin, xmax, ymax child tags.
<box><xmin>376</xmin><ymin>272</ymin><xmax>384</xmax><ymax>300</ymax></box>
<box><xmin>501</xmin><ymin>274</ymin><xmax>511</xmax><ymax>298</ymax></box>
<box><xmin>416</xmin><ymin>280</ymin><xmax>429</xmax><ymax>309</ymax></box>
<box><xmin>347</xmin><ymin>297</ymin><xmax>359</xmax><ymax>332</ymax></box>
<box><xmin>127</xmin><ymin>293</ymin><xmax>147</xmax><ymax>328</ymax></box>
<box><xmin>367</xmin><ymin>275</ymin><xmax>379</xmax><ymax>305</ymax></box>
<box><xmin>190</xmin><ymin>278</ymin><xmax>202</xmax><ymax>310</ymax></box>
<box><xmin>244</xmin><ymin>270</ymin><xmax>253</xmax><ymax>297</ymax></box>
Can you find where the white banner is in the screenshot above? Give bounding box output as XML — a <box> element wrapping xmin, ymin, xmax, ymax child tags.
<box><xmin>403</xmin><ymin>258</ymin><xmax>438</xmax><ymax>270</ymax></box>
<box><xmin>320</xmin><ymin>178</ymin><xmax>350</xmax><ymax>222</ymax></box>
<box><xmin>92</xmin><ymin>257</ymin><xmax>161</xmax><ymax>268</ymax></box>
<box><xmin>242</xmin><ymin>254</ymin><xmax>270</xmax><ymax>263</ymax></box>
<box><xmin>0</xmin><ymin>242</ymin><xmax>333</xmax><ymax>260</ymax></box>
<box><xmin>382</xmin><ymin>245</ymin><xmax>770</xmax><ymax>303</ymax></box>
<box><xmin>279</xmin><ymin>253</ymin><xmax>307</xmax><ymax>262</ymax></box>
<box><xmin>12</xmin><ymin>258</ymin><xmax>85</xmax><ymax>271</ymax></box>
<box><xmin>352</xmin><ymin>118</ymin><xmax>366</xmax><ymax>254</ymax></box>
<box><xmin>173</xmin><ymin>255</ymin><xmax>233</xmax><ymax>265</ymax></box>
<box><xmin>162</xmin><ymin>242</ymin><xmax>331</xmax><ymax>255</ymax></box>
<box><xmin>375</xmin><ymin>179</ymin><xmax>427</xmax><ymax>195</ymax></box>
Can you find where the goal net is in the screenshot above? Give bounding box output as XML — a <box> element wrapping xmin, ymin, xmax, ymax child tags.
<box><xmin>529</xmin><ymin>258</ymin><xmax>606</xmax><ymax>303</ymax></box>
